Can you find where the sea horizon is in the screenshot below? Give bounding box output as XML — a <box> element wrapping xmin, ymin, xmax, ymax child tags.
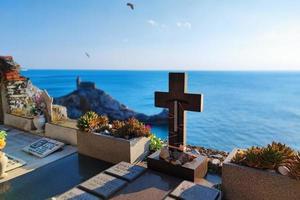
<box><xmin>21</xmin><ymin>69</ymin><xmax>300</xmax><ymax>152</ymax></box>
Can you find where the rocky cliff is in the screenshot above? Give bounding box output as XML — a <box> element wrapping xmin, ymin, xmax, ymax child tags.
<box><xmin>54</xmin><ymin>86</ymin><xmax>168</xmax><ymax>125</ymax></box>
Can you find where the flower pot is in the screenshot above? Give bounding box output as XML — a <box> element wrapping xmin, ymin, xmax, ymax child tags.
<box><xmin>0</xmin><ymin>152</ymin><xmax>8</xmax><ymax>179</ymax></box>
<box><xmin>33</xmin><ymin>115</ymin><xmax>46</xmax><ymax>132</ymax></box>
<box><xmin>222</xmin><ymin>149</ymin><xmax>300</xmax><ymax>200</ymax></box>
<box><xmin>77</xmin><ymin>131</ymin><xmax>150</xmax><ymax>164</ymax></box>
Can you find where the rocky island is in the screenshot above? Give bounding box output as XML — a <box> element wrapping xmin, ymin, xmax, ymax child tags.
<box><xmin>54</xmin><ymin>77</ymin><xmax>168</xmax><ymax>125</ymax></box>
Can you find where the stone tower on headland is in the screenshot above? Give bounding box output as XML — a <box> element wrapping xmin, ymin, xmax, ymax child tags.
<box><xmin>76</xmin><ymin>76</ymin><xmax>96</xmax><ymax>89</ymax></box>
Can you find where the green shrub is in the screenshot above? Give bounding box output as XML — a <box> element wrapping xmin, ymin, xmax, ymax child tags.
<box><xmin>149</xmin><ymin>134</ymin><xmax>163</xmax><ymax>152</ymax></box>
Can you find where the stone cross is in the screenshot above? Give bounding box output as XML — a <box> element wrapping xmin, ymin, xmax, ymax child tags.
<box><xmin>155</xmin><ymin>73</ymin><xmax>203</xmax><ymax>148</ymax></box>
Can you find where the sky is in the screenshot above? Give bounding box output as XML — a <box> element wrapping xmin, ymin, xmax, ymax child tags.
<box><xmin>0</xmin><ymin>0</ymin><xmax>300</xmax><ymax>70</ymax></box>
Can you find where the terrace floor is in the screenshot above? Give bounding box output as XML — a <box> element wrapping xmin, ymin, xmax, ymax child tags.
<box><xmin>0</xmin><ymin>125</ymin><xmax>221</xmax><ymax>200</ymax></box>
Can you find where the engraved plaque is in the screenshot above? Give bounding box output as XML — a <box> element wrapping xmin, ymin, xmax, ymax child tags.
<box><xmin>56</xmin><ymin>187</ymin><xmax>100</xmax><ymax>200</ymax></box>
<box><xmin>79</xmin><ymin>173</ymin><xmax>127</xmax><ymax>199</ymax></box>
<box><xmin>105</xmin><ymin>162</ymin><xmax>146</xmax><ymax>182</ymax></box>
<box><xmin>170</xmin><ymin>181</ymin><xmax>220</xmax><ymax>200</ymax></box>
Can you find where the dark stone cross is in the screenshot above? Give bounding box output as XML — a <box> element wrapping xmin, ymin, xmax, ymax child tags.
<box><xmin>155</xmin><ymin>72</ymin><xmax>203</xmax><ymax>148</ymax></box>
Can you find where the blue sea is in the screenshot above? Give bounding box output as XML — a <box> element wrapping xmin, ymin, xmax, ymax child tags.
<box><xmin>22</xmin><ymin>70</ymin><xmax>300</xmax><ymax>152</ymax></box>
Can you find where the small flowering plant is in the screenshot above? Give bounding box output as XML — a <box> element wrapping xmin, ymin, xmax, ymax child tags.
<box><xmin>30</xmin><ymin>93</ymin><xmax>46</xmax><ymax>116</ymax></box>
<box><xmin>0</xmin><ymin>131</ymin><xmax>7</xmax><ymax>150</ymax></box>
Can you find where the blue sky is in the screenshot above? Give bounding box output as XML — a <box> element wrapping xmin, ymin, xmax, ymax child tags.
<box><xmin>0</xmin><ymin>0</ymin><xmax>299</xmax><ymax>70</ymax></box>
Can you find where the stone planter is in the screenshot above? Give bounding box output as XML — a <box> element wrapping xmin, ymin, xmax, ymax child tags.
<box><xmin>222</xmin><ymin>149</ymin><xmax>300</xmax><ymax>200</ymax></box>
<box><xmin>4</xmin><ymin>113</ymin><xmax>34</xmax><ymax>131</ymax></box>
<box><xmin>77</xmin><ymin>131</ymin><xmax>150</xmax><ymax>164</ymax></box>
<box><xmin>45</xmin><ymin>122</ymin><xmax>78</xmax><ymax>146</ymax></box>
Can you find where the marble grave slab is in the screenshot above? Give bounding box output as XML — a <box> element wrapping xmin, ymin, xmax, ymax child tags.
<box><xmin>79</xmin><ymin>173</ymin><xmax>127</xmax><ymax>199</ymax></box>
<box><xmin>169</xmin><ymin>180</ymin><xmax>221</xmax><ymax>200</ymax></box>
<box><xmin>56</xmin><ymin>187</ymin><xmax>101</xmax><ymax>200</ymax></box>
<box><xmin>105</xmin><ymin>161</ymin><xmax>146</xmax><ymax>182</ymax></box>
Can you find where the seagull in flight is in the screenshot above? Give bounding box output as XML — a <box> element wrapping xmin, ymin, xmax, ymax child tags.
<box><xmin>85</xmin><ymin>52</ymin><xmax>90</xmax><ymax>58</ymax></box>
<box><xmin>127</xmin><ymin>2</ymin><xmax>134</xmax><ymax>10</ymax></box>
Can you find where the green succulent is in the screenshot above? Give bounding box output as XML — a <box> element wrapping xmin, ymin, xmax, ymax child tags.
<box><xmin>77</xmin><ymin>111</ymin><xmax>99</xmax><ymax>132</ymax></box>
<box><xmin>260</xmin><ymin>146</ymin><xmax>284</xmax><ymax>169</ymax></box>
<box><xmin>232</xmin><ymin>142</ymin><xmax>297</xmax><ymax>171</ymax></box>
<box><xmin>288</xmin><ymin>152</ymin><xmax>300</xmax><ymax>180</ymax></box>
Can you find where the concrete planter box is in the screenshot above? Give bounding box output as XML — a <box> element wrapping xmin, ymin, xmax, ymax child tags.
<box><xmin>4</xmin><ymin>113</ymin><xmax>34</xmax><ymax>131</ymax></box>
<box><xmin>222</xmin><ymin>149</ymin><xmax>300</xmax><ymax>200</ymax></box>
<box><xmin>45</xmin><ymin>123</ymin><xmax>78</xmax><ymax>146</ymax></box>
<box><xmin>77</xmin><ymin>131</ymin><xmax>150</xmax><ymax>164</ymax></box>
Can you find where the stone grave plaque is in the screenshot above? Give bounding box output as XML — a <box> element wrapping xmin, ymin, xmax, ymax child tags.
<box><xmin>79</xmin><ymin>173</ymin><xmax>127</xmax><ymax>199</ymax></box>
<box><xmin>164</xmin><ymin>196</ymin><xmax>177</xmax><ymax>200</ymax></box>
<box><xmin>105</xmin><ymin>161</ymin><xmax>146</xmax><ymax>182</ymax></box>
<box><xmin>5</xmin><ymin>154</ymin><xmax>26</xmax><ymax>172</ymax></box>
<box><xmin>56</xmin><ymin>187</ymin><xmax>100</xmax><ymax>200</ymax></box>
<box><xmin>170</xmin><ymin>181</ymin><xmax>221</xmax><ymax>200</ymax></box>
<box><xmin>22</xmin><ymin>137</ymin><xmax>64</xmax><ymax>158</ymax></box>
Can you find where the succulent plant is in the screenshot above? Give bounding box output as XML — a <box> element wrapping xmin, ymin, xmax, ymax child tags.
<box><xmin>111</xmin><ymin>118</ymin><xmax>151</xmax><ymax>139</ymax></box>
<box><xmin>232</xmin><ymin>142</ymin><xmax>297</xmax><ymax>171</ymax></box>
<box><xmin>288</xmin><ymin>152</ymin><xmax>300</xmax><ymax>180</ymax></box>
<box><xmin>77</xmin><ymin>111</ymin><xmax>100</xmax><ymax>132</ymax></box>
<box><xmin>260</xmin><ymin>146</ymin><xmax>284</xmax><ymax>169</ymax></box>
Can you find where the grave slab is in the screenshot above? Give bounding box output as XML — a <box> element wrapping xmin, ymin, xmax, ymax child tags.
<box><xmin>170</xmin><ymin>180</ymin><xmax>221</xmax><ymax>200</ymax></box>
<box><xmin>56</xmin><ymin>187</ymin><xmax>101</xmax><ymax>200</ymax></box>
<box><xmin>79</xmin><ymin>173</ymin><xmax>127</xmax><ymax>199</ymax></box>
<box><xmin>5</xmin><ymin>154</ymin><xmax>26</xmax><ymax>172</ymax></box>
<box><xmin>105</xmin><ymin>161</ymin><xmax>146</xmax><ymax>182</ymax></box>
<box><xmin>111</xmin><ymin>169</ymin><xmax>182</xmax><ymax>200</ymax></box>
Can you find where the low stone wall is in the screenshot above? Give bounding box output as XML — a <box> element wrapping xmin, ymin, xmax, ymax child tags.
<box><xmin>4</xmin><ymin>113</ymin><xmax>34</xmax><ymax>131</ymax></box>
<box><xmin>45</xmin><ymin>122</ymin><xmax>78</xmax><ymax>146</ymax></box>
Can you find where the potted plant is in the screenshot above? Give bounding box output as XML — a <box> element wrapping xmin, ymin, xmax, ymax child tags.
<box><xmin>77</xmin><ymin>111</ymin><xmax>151</xmax><ymax>164</ymax></box>
<box><xmin>222</xmin><ymin>142</ymin><xmax>300</xmax><ymax>200</ymax></box>
<box><xmin>0</xmin><ymin>130</ymin><xmax>8</xmax><ymax>178</ymax></box>
<box><xmin>31</xmin><ymin>94</ymin><xmax>46</xmax><ymax>133</ymax></box>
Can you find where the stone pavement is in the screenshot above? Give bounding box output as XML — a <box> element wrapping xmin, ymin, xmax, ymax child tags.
<box><xmin>0</xmin><ymin>125</ymin><xmax>77</xmax><ymax>183</ymax></box>
<box><xmin>55</xmin><ymin>162</ymin><xmax>222</xmax><ymax>200</ymax></box>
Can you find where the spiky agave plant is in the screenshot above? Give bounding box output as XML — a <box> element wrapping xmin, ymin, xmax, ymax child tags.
<box><xmin>260</xmin><ymin>145</ymin><xmax>284</xmax><ymax>170</ymax></box>
<box><xmin>77</xmin><ymin>111</ymin><xmax>99</xmax><ymax>132</ymax></box>
<box><xmin>288</xmin><ymin>152</ymin><xmax>300</xmax><ymax>180</ymax></box>
<box><xmin>232</xmin><ymin>147</ymin><xmax>263</xmax><ymax>168</ymax></box>
<box><xmin>268</xmin><ymin>142</ymin><xmax>296</xmax><ymax>167</ymax></box>
<box><xmin>232</xmin><ymin>142</ymin><xmax>297</xmax><ymax>171</ymax></box>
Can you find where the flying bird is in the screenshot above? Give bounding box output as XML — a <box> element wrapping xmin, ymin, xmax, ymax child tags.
<box><xmin>85</xmin><ymin>52</ymin><xmax>90</xmax><ymax>58</ymax></box>
<box><xmin>127</xmin><ymin>2</ymin><xmax>134</xmax><ymax>10</ymax></box>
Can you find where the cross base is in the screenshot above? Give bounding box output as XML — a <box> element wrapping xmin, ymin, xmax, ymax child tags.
<box><xmin>147</xmin><ymin>150</ymin><xmax>208</xmax><ymax>182</ymax></box>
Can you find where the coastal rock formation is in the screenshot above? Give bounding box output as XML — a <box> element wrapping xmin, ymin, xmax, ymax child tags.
<box><xmin>54</xmin><ymin>78</ymin><xmax>168</xmax><ymax>125</ymax></box>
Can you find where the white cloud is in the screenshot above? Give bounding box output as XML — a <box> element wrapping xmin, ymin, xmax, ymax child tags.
<box><xmin>176</xmin><ymin>21</ymin><xmax>192</xmax><ymax>29</ymax></box>
<box><xmin>147</xmin><ymin>19</ymin><xmax>158</xmax><ymax>27</ymax></box>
